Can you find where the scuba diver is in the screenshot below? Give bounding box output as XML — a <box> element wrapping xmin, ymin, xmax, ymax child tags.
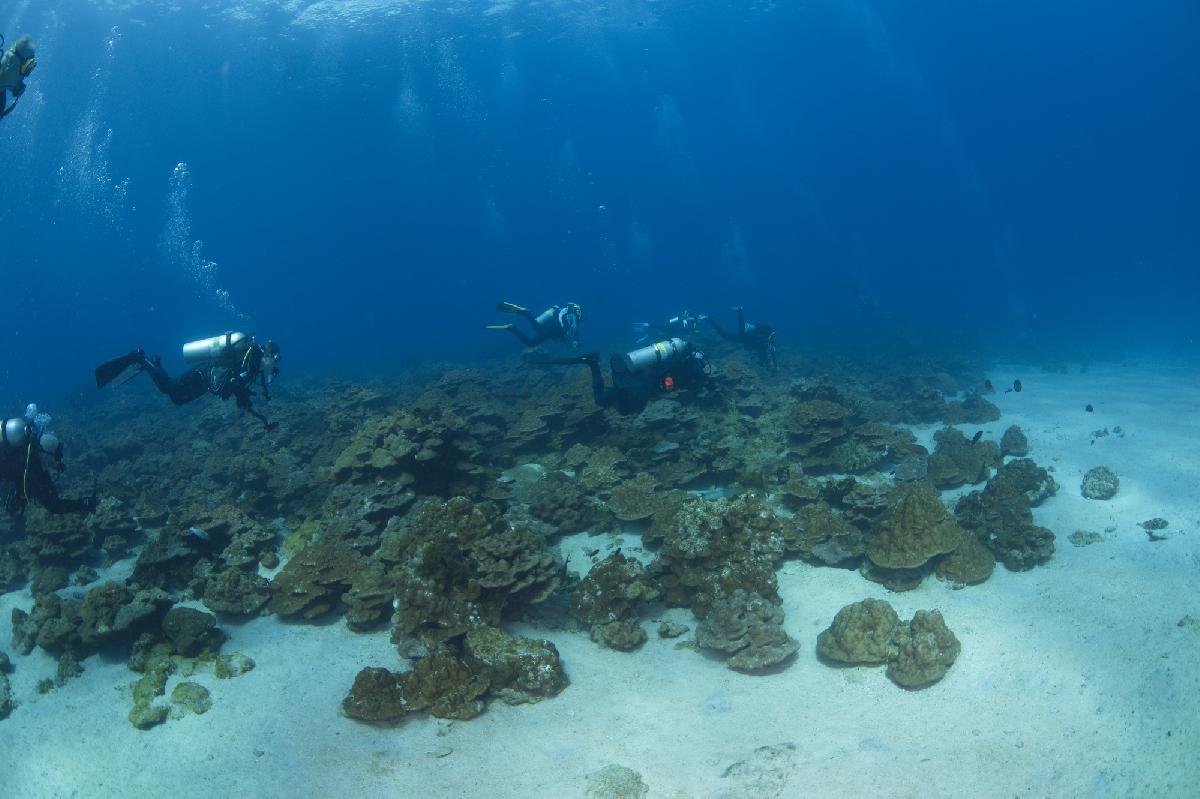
<box><xmin>706</xmin><ymin>306</ymin><xmax>777</xmax><ymax>368</ymax></box>
<box><xmin>0</xmin><ymin>35</ymin><xmax>37</xmax><ymax>122</ymax></box>
<box><xmin>485</xmin><ymin>301</ymin><xmax>583</xmax><ymax>349</ymax></box>
<box><xmin>545</xmin><ymin>337</ymin><xmax>711</xmax><ymax>415</ymax></box>
<box><xmin>94</xmin><ymin>332</ymin><xmax>281</xmax><ymax>430</ymax></box>
<box><xmin>1</xmin><ymin>404</ymin><xmax>96</xmax><ymax>516</ymax></box>
<box><xmin>631</xmin><ymin>309</ymin><xmax>705</xmax><ymax>344</ymax></box>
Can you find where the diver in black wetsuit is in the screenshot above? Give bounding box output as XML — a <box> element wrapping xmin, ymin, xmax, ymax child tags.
<box><xmin>706</xmin><ymin>306</ymin><xmax>777</xmax><ymax>368</ymax></box>
<box><xmin>1</xmin><ymin>407</ymin><xmax>95</xmax><ymax>516</ymax></box>
<box><xmin>547</xmin><ymin>338</ymin><xmax>711</xmax><ymax>415</ymax></box>
<box><xmin>94</xmin><ymin>332</ymin><xmax>281</xmax><ymax>429</ymax></box>
<box><xmin>485</xmin><ymin>301</ymin><xmax>583</xmax><ymax>349</ymax></box>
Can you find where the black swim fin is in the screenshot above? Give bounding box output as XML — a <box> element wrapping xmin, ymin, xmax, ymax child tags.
<box><xmin>94</xmin><ymin>350</ymin><xmax>146</xmax><ymax>388</ymax></box>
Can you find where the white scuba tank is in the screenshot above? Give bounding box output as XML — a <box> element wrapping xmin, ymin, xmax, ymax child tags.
<box><xmin>1</xmin><ymin>418</ymin><xmax>29</xmax><ymax>448</ymax></box>
<box><xmin>182</xmin><ymin>332</ymin><xmax>251</xmax><ymax>363</ymax></box>
<box><xmin>619</xmin><ymin>337</ymin><xmax>688</xmax><ymax>373</ymax></box>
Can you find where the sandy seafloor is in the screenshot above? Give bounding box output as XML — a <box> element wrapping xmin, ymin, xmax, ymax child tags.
<box><xmin>1</xmin><ymin>364</ymin><xmax>1198</xmax><ymax>799</ymax></box>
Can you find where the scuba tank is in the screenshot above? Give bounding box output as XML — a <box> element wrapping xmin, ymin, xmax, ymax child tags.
<box><xmin>182</xmin><ymin>332</ymin><xmax>251</xmax><ymax>363</ymax></box>
<box><xmin>1</xmin><ymin>417</ymin><xmax>29</xmax><ymax>448</ymax></box>
<box><xmin>618</xmin><ymin>338</ymin><xmax>689</xmax><ymax>373</ymax></box>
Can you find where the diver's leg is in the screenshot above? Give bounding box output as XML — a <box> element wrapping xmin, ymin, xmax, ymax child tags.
<box><xmin>145</xmin><ymin>361</ymin><xmax>207</xmax><ymax>406</ymax></box>
<box><xmin>735</xmin><ymin>307</ymin><xmax>747</xmax><ymax>337</ymax></box>
<box><xmin>508</xmin><ymin>326</ymin><xmax>540</xmax><ymax>347</ymax></box>
<box><xmin>705</xmin><ymin>316</ymin><xmax>737</xmax><ymax>343</ymax></box>
<box><xmin>584</xmin><ymin>358</ymin><xmax>607</xmax><ymax>405</ymax></box>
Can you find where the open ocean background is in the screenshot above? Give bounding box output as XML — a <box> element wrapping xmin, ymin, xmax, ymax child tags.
<box><xmin>2</xmin><ymin>0</ymin><xmax>1197</xmax><ymax>407</ymax></box>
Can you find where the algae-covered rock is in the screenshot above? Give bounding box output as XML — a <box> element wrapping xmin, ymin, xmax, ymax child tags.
<box><xmin>170</xmin><ymin>681</ymin><xmax>213</xmax><ymax>715</ymax></box>
<box><xmin>586</xmin><ymin>764</ymin><xmax>649</xmax><ymax>799</ymax></box>
<box><xmin>0</xmin><ymin>672</ymin><xmax>12</xmax><ymax>720</ymax></box>
<box><xmin>161</xmin><ymin>607</ymin><xmax>224</xmax><ymax>658</ymax></box>
<box><xmin>816</xmin><ymin>598</ymin><xmax>901</xmax><ymax>664</ymax></box>
<box><xmin>1081</xmin><ymin>466</ymin><xmax>1119</xmax><ymax>500</ymax></box>
<box><xmin>462</xmin><ymin>626</ymin><xmax>568</xmax><ymax>704</ymax></box>
<box><xmin>570</xmin><ymin>553</ymin><xmax>661</xmax><ymax>627</ymax></box>
<box><xmin>886</xmin><ymin>610</ymin><xmax>960</xmax><ymax>689</ymax></box>
<box><xmin>128</xmin><ymin>701</ymin><xmax>169</xmax><ymax>730</ymax></box>
<box><xmin>696</xmin><ymin>589</ymin><xmax>799</xmax><ymax>672</ymax></box>
<box><xmin>214</xmin><ymin>653</ymin><xmax>256</xmax><ymax>679</ymax></box>
<box><xmin>866</xmin><ymin>484</ymin><xmax>963</xmax><ymax>571</ymax></box>
<box><xmin>129</xmin><ymin>657</ymin><xmax>174</xmax><ymax>729</ymax></box>
<box><xmin>1000</xmin><ymin>425</ymin><xmax>1029</xmax><ymax>457</ymax></box>
<box><xmin>589</xmin><ymin>621</ymin><xmax>648</xmax><ymax>652</ymax></box>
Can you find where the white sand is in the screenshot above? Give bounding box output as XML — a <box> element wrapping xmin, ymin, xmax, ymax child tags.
<box><xmin>1</xmin><ymin>364</ymin><xmax>1197</xmax><ymax>798</ymax></box>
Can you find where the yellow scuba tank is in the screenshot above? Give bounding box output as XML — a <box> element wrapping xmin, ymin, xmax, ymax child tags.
<box><xmin>182</xmin><ymin>332</ymin><xmax>251</xmax><ymax>363</ymax></box>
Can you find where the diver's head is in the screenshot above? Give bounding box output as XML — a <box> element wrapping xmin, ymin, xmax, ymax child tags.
<box><xmin>567</xmin><ymin>302</ymin><xmax>583</xmax><ymax>321</ymax></box>
<box><xmin>260</xmin><ymin>340</ymin><xmax>281</xmax><ymax>384</ymax></box>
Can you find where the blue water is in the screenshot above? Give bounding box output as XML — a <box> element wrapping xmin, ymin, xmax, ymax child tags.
<box><xmin>2</xmin><ymin>1</ymin><xmax>1197</xmax><ymax>407</ymax></box>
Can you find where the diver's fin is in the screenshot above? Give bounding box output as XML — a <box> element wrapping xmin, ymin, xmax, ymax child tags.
<box><xmin>94</xmin><ymin>350</ymin><xmax>145</xmax><ymax>389</ymax></box>
<box><xmin>483</xmin><ymin>324</ymin><xmax>514</xmax><ymax>332</ymax></box>
<box><xmin>496</xmin><ymin>301</ymin><xmax>528</xmax><ymax>315</ymax></box>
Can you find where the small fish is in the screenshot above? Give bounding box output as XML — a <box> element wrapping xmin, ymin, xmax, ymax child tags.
<box><xmin>983</xmin><ymin>379</ymin><xmax>994</xmax><ymax>393</ymax></box>
<box><xmin>1085</xmin><ymin>404</ymin><xmax>1094</xmax><ymax>413</ymax></box>
<box><xmin>1013</xmin><ymin>379</ymin><xmax>1023</xmax><ymax>393</ymax></box>
<box><xmin>971</xmin><ymin>431</ymin><xmax>983</xmax><ymax>443</ymax></box>
<box><xmin>186</xmin><ymin>527</ymin><xmax>210</xmax><ymax>541</ymax></box>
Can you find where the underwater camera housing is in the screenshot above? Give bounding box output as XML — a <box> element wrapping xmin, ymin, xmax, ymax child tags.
<box><xmin>617</xmin><ymin>337</ymin><xmax>689</xmax><ymax>373</ymax></box>
<box><xmin>182</xmin><ymin>332</ymin><xmax>252</xmax><ymax>363</ymax></box>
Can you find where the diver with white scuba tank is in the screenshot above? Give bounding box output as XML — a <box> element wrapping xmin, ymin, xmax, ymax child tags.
<box><xmin>485</xmin><ymin>301</ymin><xmax>584</xmax><ymax>349</ymax></box>
<box><xmin>1</xmin><ymin>404</ymin><xmax>96</xmax><ymax>516</ymax></box>
<box><xmin>543</xmin><ymin>337</ymin><xmax>711</xmax><ymax>415</ymax></box>
<box><xmin>94</xmin><ymin>332</ymin><xmax>281</xmax><ymax>430</ymax></box>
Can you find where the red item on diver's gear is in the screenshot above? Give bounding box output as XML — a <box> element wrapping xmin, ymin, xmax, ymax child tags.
<box><xmin>662</xmin><ymin>375</ymin><xmax>675</xmax><ymax>390</ymax></box>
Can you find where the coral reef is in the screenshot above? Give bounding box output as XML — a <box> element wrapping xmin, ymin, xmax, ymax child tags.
<box><xmin>0</xmin><ymin>350</ymin><xmax>1064</xmax><ymax>729</ymax></box>
<box><xmin>817</xmin><ymin>602</ymin><xmax>960</xmax><ymax>689</ymax></box>
<box><xmin>342</xmin><ymin>630</ymin><xmax>563</xmax><ymax>726</ymax></box>
<box><xmin>816</xmin><ymin>598</ymin><xmax>900</xmax><ymax>664</ymax></box>
<box><xmin>1081</xmin><ymin>466</ymin><xmax>1119</xmax><ymax>500</ymax></box>
<box><xmin>462</xmin><ymin>627</ymin><xmax>568</xmax><ymax>704</ymax></box>
<box><xmin>865</xmin><ymin>484</ymin><xmax>963</xmax><ymax>573</ymax></box>
<box><xmin>926</xmin><ymin>428</ymin><xmax>1001</xmax><ymax>489</ymax></box>
<box><xmin>571</xmin><ymin>553</ymin><xmax>660</xmax><ymax>625</ymax></box>
<box><xmin>886</xmin><ymin>610</ymin><xmax>961</xmax><ymax>689</ymax></box>
<box><xmin>695</xmin><ymin>589</ymin><xmax>799</xmax><ymax>671</ymax></box>
<box><xmin>654</xmin><ymin>494</ymin><xmax>791</xmax><ymax>618</ymax></box>
<box><xmin>956</xmin><ymin>458</ymin><xmax>1057</xmax><ymax>571</ymax></box>
<box><xmin>1000</xmin><ymin>425</ymin><xmax>1029</xmax><ymax>457</ymax></box>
